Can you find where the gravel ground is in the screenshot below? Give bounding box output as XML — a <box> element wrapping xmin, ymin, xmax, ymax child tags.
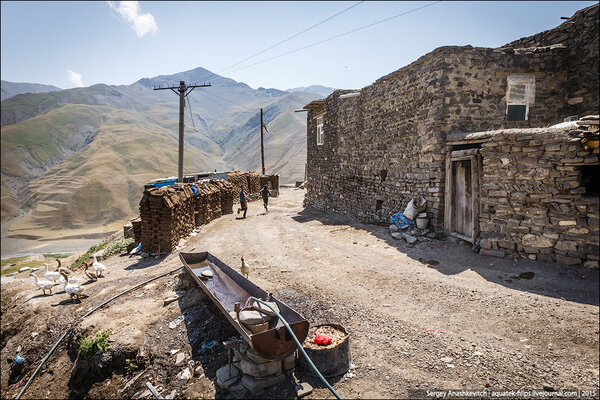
<box><xmin>1</xmin><ymin>187</ymin><xmax>598</xmax><ymax>399</ymax></box>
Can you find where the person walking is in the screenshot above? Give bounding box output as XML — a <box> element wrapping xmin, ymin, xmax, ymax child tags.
<box><xmin>260</xmin><ymin>184</ymin><xmax>271</xmax><ymax>212</ymax></box>
<box><xmin>237</xmin><ymin>186</ymin><xmax>249</xmax><ymax>218</ymax></box>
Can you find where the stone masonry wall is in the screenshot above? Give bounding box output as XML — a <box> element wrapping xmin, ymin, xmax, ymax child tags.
<box><xmin>478</xmin><ymin>127</ymin><xmax>599</xmax><ymax>268</ymax></box>
<box><xmin>503</xmin><ymin>4</ymin><xmax>599</xmax><ymax>118</ymax></box>
<box><xmin>305</xmin><ymin>4</ymin><xmax>598</xmax><ymax>233</ymax></box>
<box><xmin>305</xmin><ymin>49</ymin><xmax>448</xmax><ymax>229</ymax></box>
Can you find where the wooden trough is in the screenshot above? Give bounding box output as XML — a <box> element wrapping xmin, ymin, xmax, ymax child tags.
<box><xmin>179</xmin><ymin>252</ymin><xmax>309</xmax><ymax>359</ymax></box>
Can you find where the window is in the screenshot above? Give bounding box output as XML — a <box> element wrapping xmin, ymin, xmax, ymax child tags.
<box><xmin>316</xmin><ymin>116</ymin><xmax>324</xmax><ymax>145</ymax></box>
<box><xmin>581</xmin><ymin>165</ymin><xmax>599</xmax><ymax>197</ymax></box>
<box><xmin>506</xmin><ymin>75</ymin><xmax>535</xmax><ymax>121</ymax></box>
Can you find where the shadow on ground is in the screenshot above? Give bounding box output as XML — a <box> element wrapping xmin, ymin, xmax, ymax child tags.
<box><xmin>124</xmin><ymin>256</ymin><xmax>165</xmax><ymax>270</ymax></box>
<box><xmin>292</xmin><ymin>206</ymin><xmax>599</xmax><ymax>306</ymax></box>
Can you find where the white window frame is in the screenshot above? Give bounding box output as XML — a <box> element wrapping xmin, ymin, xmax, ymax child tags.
<box><xmin>316</xmin><ymin>116</ymin><xmax>324</xmax><ymax>145</ymax></box>
<box><xmin>506</xmin><ymin>74</ymin><xmax>535</xmax><ymax>121</ymax></box>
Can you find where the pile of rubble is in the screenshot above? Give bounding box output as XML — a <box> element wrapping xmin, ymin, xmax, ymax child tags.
<box><xmin>216</xmin><ymin>341</ymin><xmax>295</xmax><ymax>396</ymax></box>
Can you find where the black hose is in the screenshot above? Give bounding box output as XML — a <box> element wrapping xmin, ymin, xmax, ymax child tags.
<box><xmin>15</xmin><ymin>266</ymin><xmax>183</xmax><ymax>400</ymax></box>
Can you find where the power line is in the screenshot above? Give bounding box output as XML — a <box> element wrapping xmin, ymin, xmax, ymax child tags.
<box><xmin>215</xmin><ymin>1</ymin><xmax>364</xmax><ymax>77</ymax></box>
<box><xmin>224</xmin><ymin>1</ymin><xmax>442</xmax><ymax>76</ymax></box>
<box><xmin>197</xmin><ymin>88</ymin><xmax>256</xmax><ymax>112</ymax></box>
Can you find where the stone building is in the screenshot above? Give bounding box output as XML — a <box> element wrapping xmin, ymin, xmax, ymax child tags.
<box><xmin>303</xmin><ymin>4</ymin><xmax>599</xmax><ymax>266</ymax></box>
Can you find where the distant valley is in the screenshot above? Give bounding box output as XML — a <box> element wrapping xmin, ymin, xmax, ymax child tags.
<box><xmin>0</xmin><ymin>69</ymin><xmax>334</xmax><ymax>256</ymax></box>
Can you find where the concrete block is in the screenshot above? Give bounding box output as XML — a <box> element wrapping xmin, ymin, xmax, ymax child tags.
<box><xmin>240</xmin><ymin>359</ymin><xmax>282</xmax><ymax>377</ymax></box>
<box><xmin>241</xmin><ymin>373</ymin><xmax>285</xmax><ymax>393</ymax></box>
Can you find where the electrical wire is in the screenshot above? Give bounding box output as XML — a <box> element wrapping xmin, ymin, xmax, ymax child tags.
<box><xmin>217</xmin><ymin>1</ymin><xmax>364</xmax><ymax>76</ymax></box>
<box><xmin>15</xmin><ymin>266</ymin><xmax>184</xmax><ymax>400</ymax></box>
<box><xmin>201</xmin><ymin>1</ymin><xmax>365</xmax><ymax>84</ymax></box>
<box><xmin>187</xmin><ymin>98</ymin><xmax>199</xmax><ymax>133</ymax></box>
<box><xmin>225</xmin><ymin>1</ymin><xmax>442</xmax><ymax>76</ymax></box>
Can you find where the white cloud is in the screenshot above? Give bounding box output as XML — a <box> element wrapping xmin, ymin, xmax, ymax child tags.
<box><xmin>107</xmin><ymin>1</ymin><xmax>158</xmax><ymax>37</ymax></box>
<box><xmin>67</xmin><ymin>70</ymin><xmax>84</xmax><ymax>87</ymax></box>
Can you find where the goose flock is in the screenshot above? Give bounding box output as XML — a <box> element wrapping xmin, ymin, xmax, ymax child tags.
<box><xmin>27</xmin><ymin>254</ymin><xmax>108</xmax><ymax>301</ymax></box>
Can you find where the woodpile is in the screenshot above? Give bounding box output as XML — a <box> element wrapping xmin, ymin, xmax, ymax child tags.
<box><xmin>247</xmin><ymin>172</ymin><xmax>260</xmax><ymax>193</ymax></box>
<box><xmin>260</xmin><ymin>174</ymin><xmax>279</xmax><ymax>197</ymax></box>
<box><xmin>228</xmin><ymin>171</ymin><xmax>261</xmax><ymax>201</ymax></box>
<box><xmin>227</xmin><ymin>171</ymin><xmax>249</xmax><ymax>193</ymax></box>
<box><xmin>139</xmin><ymin>185</ymin><xmax>195</xmax><ymax>253</ymax></box>
<box><xmin>194</xmin><ymin>181</ymin><xmax>222</xmax><ymax>226</ymax></box>
<box><xmin>131</xmin><ymin>217</ymin><xmax>142</xmax><ymax>244</ymax></box>
<box><xmin>210</xmin><ymin>179</ymin><xmax>235</xmax><ymax>214</ymax></box>
<box><xmin>138</xmin><ymin>178</ymin><xmax>236</xmax><ymax>254</ymax></box>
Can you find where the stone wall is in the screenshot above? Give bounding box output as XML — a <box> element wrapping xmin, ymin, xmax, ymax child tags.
<box><xmin>503</xmin><ymin>4</ymin><xmax>599</xmax><ymax>118</ymax></box>
<box><xmin>305</xmin><ymin>50</ymin><xmax>448</xmax><ymax>228</ymax></box>
<box><xmin>477</xmin><ymin>127</ymin><xmax>599</xmax><ymax>268</ymax></box>
<box><xmin>304</xmin><ymin>4</ymin><xmax>598</xmax><ymax>235</ymax></box>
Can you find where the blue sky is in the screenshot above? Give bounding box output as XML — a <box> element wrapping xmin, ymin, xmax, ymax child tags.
<box><xmin>1</xmin><ymin>1</ymin><xmax>596</xmax><ymax>91</ymax></box>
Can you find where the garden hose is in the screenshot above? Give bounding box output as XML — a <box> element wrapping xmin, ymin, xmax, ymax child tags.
<box><xmin>250</xmin><ymin>296</ymin><xmax>342</xmax><ymax>400</ymax></box>
<box><xmin>15</xmin><ymin>266</ymin><xmax>184</xmax><ymax>400</ymax></box>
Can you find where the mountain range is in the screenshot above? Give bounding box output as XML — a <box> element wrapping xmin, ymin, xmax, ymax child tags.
<box><xmin>0</xmin><ymin>69</ymin><xmax>334</xmax><ymax>244</ymax></box>
<box><xmin>1</xmin><ymin>80</ymin><xmax>62</xmax><ymax>102</ymax></box>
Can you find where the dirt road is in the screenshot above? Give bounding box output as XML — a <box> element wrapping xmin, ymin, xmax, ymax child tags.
<box><xmin>1</xmin><ymin>187</ymin><xmax>598</xmax><ymax>399</ymax></box>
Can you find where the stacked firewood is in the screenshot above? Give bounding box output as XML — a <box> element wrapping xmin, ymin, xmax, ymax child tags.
<box><xmin>210</xmin><ymin>179</ymin><xmax>235</xmax><ymax>214</ymax></box>
<box><xmin>139</xmin><ymin>185</ymin><xmax>195</xmax><ymax>253</ymax></box>
<box><xmin>228</xmin><ymin>171</ymin><xmax>261</xmax><ymax>201</ymax></box>
<box><xmin>260</xmin><ymin>174</ymin><xmax>280</xmax><ymax>197</ymax></box>
<box><xmin>227</xmin><ymin>171</ymin><xmax>248</xmax><ymax>193</ymax></box>
<box><xmin>195</xmin><ymin>182</ymin><xmax>222</xmax><ymax>226</ymax></box>
<box><xmin>247</xmin><ymin>172</ymin><xmax>260</xmax><ymax>193</ymax></box>
<box><xmin>131</xmin><ymin>217</ymin><xmax>142</xmax><ymax>244</ymax></box>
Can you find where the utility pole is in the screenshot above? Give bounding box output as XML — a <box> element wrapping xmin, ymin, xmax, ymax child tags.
<box><xmin>154</xmin><ymin>81</ymin><xmax>211</xmax><ymax>183</ymax></box>
<box><xmin>260</xmin><ymin>108</ymin><xmax>268</xmax><ymax>175</ymax></box>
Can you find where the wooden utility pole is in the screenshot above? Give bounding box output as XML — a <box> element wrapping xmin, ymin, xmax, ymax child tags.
<box><xmin>154</xmin><ymin>81</ymin><xmax>211</xmax><ymax>183</ymax></box>
<box><xmin>260</xmin><ymin>108</ymin><xmax>268</xmax><ymax>175</ymax></box>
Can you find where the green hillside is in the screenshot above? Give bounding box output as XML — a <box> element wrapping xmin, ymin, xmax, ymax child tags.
<box><xmin>1</xmin><ymin>67</ymin><xmax>322</xmax><ymax>242</ymax></box>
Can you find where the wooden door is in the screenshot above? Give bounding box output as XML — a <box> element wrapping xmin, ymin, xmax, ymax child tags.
<box><xmin>444</xmin><ymin>149</ymin><xmax>480</xmax><ymax>243</ymax></box>
<box><xmin>452</xmin><ymin>160</ymin><xmax>473</xmax><ymax>238</ymax></box>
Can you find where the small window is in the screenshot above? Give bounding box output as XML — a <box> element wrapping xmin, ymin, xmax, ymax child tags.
<box><xmin>581</xmin><ymin>165</ymin><xmax>599</xmax><ymax>197</ymax></box>
<box><xmin>316</xmin><ymin>116</ymin><xmax>324</xmax><ymax>145</ymax></box>
<box><xmin>506</xmin><ymin>75</ymin><xmax>535</xmax><ymax>121</ymax></box>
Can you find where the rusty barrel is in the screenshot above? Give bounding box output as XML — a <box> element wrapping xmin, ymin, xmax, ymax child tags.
<box><xmin>298</xmin><ymin>323</ymin><xmax>351</xmax><ymax>378</ymax></box>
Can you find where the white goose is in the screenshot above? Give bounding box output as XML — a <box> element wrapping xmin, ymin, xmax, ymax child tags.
<box><xmin>43</xmin><ymin>263</ymin><xmax>61</xmax><ymax>284</ymax></box>
<box><xmin>92</xmin><ymin>255</ymin><xmax>107</xmax><ymax>277</ymax></box>
<box><xmin>29</xmin><ymin>273</ymin><xmax>54</xmax><ymax>295</ymax></box>
<box><xmin>59</xmin><ymin>271</ymin><xmax>85</xmax><ymax>300</ymax></box>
